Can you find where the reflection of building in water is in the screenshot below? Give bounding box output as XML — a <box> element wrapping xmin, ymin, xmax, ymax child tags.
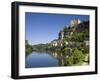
<box><xmin>51</xmin><ymin>52</ymin><xmax>66</xmax><ymax>66</ymax></box>
<box><xmin>52</xmin><ymin>52</ymin><xmax>59</xmax><ymax>58</ymax></box>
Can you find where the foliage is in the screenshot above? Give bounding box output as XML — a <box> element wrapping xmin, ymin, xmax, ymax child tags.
<box><xmin>32</xmin><ymin>44</ymin><xmax>50</xmax><ymax>52</ymax></box>
<box><xmin>63</xmin><ymin>21</ymin><xmax>89</xmax><ymax>42</ymax></box>
<box><xmin>25</xmin><ymin>21</ymin><xmax>89</xmax><ymax>66</ymax></box>
<box><xmin>61</xmin><ymin>44</ymin><xmax>71</xmax><ymax>56</ymax></box>
<box><xmin>66</xmin><ymin>48</ymin><xmax>85</xmax><ymax>66</ymax></box>
<box><xmin>71</xmin><ymin>30</ymin><xmax>89</xmax><ymax>42</ymax></box>
<box><xmin>26</xmin><ymin>44</ymin><xmax>33</xmax><ymax>54</ymax></box>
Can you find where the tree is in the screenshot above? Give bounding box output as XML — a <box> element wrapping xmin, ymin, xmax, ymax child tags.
<box><xmin>66</xmin><ymin>48</ymin><xmax>85</xmax><ymax>66</ymax></box>
<box><xmin>26</xmin><ymin>44</ymin><xmax>33</xmax><ymax>54</ymax></box>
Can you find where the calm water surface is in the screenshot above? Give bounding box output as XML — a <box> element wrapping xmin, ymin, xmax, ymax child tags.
<box><xmin>25</xmin><ymin>52</ymin><xmax>59</xmax><ymax>68</ymax></box>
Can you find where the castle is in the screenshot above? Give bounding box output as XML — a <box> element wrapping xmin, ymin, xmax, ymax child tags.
<box><xmin>50</xmin><ymin>19</ymin><xmax>89</xmax><ymax>47</ymax></box>
<box><xmin>70</xmin><ymin>19</ymin><xmax>81</xmax><ymax>27</ymax></box>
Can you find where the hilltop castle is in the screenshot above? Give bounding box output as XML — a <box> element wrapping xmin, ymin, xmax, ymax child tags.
<box><xmin>59</xmin><ymin>19</ymin><xmax>81</xmax><ymax>40</ymax></box>
<box><xmin>51</xmin><ymin>19</ymin><xmax>81</xmax><ymax>47</ymax></box>
<box><xmin>70</xmin><ymin>19</ymin><xmax>81</xmax><ymax>27</ymax></box>
<box><xmin>50</xmin><ymin>19</ymin><xmax>89</xmax><ymax>47</ymax></box>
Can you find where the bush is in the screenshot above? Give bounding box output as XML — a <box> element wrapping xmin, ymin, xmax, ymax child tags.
<box><xmin>66</xmin><ymin>48</ymin><xmax>85</xmax><ymax>66</ymax></box>
<box><xmin>26</xmin><ymin>44</ymin><xmax>33</xmax><ymax>54</ymax></box>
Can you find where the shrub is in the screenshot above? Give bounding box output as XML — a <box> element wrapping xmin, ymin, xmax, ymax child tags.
<box><xmin>66</xmin><ymin>48</ymin><xmax>85</xmax><ymax>66</ymax></box>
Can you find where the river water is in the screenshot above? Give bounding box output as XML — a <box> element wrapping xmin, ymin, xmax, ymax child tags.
<box><xmin>25</xmin><ymin>52</ymin><xmax>60</xmax><ymax>68</ymax></box>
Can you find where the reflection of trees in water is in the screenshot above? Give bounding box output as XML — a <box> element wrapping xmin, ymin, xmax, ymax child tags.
<box><xmin>29</xmin><ymin>49</ymin><xmax>66</xmax><ymax>66</ymax></box>
<box><xmin>31</xmin><ymin>46</ymin><xmax>87</xmax><ymax>66</ymax></box>
<box><xmin>48</xmin><ymin>51</ymin><xmax>67</xmax><ymax>66</ymax></box>
<box><xmin>58</xmin><ymin>53</ymin><xmax>65</xmax><ymax>66</ymax></box>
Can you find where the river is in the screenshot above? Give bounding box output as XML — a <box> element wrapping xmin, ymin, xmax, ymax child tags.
<box><xmin>25</xmin><ymin>51</ymin><xmax>62</xmax><ymax>68</ymax></box>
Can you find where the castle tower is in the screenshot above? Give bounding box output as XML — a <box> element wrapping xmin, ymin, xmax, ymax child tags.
<box><xmin>70</xmin><ymin>19</ymin><xmax>81</xmax><ymax>27</ymax></box>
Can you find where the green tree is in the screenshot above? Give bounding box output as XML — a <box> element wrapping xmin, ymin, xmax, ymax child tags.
<box><xmin>66</xmin><ymin>48</ymin><xmax>85</xmax><ymax>66</ymax></box>
<box><xmin>26</xmin><ymin>44</ymin><xmax>33</xmax><ymax>54</ymax></box>
<box><xmin>66</xmin><ymin>55</ymin><xmax>73</xmax><ymax>66</ymax></box>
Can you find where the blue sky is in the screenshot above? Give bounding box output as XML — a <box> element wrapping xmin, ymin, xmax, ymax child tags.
<box><xmin>25</xmin><ymin>12</ymin><xmax>89</xmax><ymax>45</ymax></box>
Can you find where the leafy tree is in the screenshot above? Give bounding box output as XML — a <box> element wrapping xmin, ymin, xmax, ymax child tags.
<box><xmin>66</xmin><ymin>55</ymin><xmax>73</xmax><ymax>66</ymax></box>
<box><xmin>66</xmin><ymin>48</ymin><xmax>85</xmax><ymax>66</ymax></box>
<box><xmin>26</xmin><ymin>44</ymin><xmax>33</xmax><ymax>54</ymax></box>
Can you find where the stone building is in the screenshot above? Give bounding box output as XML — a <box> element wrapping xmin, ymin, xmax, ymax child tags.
<box><xmin>70</xmin><ymin>19</ymin><xmax>81</xmax><ymax>27</ymax></box>
<box><xmin>50</xmin><ymin>40</ymin><xmax>58</xmax><ymax>47</ymax></box>
<box><xmin>50</xmin><ymin>40</ymin><xmax>64</xmax><ymax>47</ymax></box>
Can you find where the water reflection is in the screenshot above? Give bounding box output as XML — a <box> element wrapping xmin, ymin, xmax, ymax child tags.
<box><xmin>51</xmin><ymin>52</ymin><xmax>66</xmax><ymax>66</ymax></box>
<box><xmin>25</xmin><ymin>51</ymin><xmax>67</xmax><ymax>68</ymax></box>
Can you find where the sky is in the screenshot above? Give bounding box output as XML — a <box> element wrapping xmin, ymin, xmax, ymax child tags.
<box><xmin>25</xmin><ymin>12</ymin><xmax>89</xmax><ymax>45</ymax></box>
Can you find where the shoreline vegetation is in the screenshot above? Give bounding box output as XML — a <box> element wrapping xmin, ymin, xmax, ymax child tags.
<box><xmin>26</xmin><ymin>19</ymin><xmax>89</xmax><ymax>66</ymax></box>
